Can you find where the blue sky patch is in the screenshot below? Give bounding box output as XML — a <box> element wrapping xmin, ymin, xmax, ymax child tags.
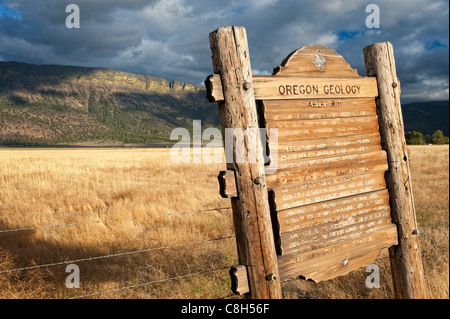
<box><xmin>425</xmin><ymin>40</ymin><xmax>448</xmax><ymax>52</ymax></box>
<box><xmin>337</xmin><ymin>31</ymin><xmax>360</xmax><ymax>41</ymax></box>
<box><xmin>0</xmin><ymin>4</ymin><xmax>22</xmax><ymax>18</ymax></box>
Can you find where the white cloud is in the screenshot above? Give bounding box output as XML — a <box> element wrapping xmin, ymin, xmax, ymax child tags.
<box><xmin>246</xmin><ymin>0</ymin><xmax>279</xmax><ymax>10</ymax></box>
<box><xmin>402</xmin><ymin>74</ymin><xmax>449</xmax><ymax>102</ymax></box>
<box><xmin>320</xmin><ymin>0</ymin><xmax>362</xmax><ymax>15</ymax></box>
<box><xmin>316</xmin><ymin>33</ymin><xmax>339</xmax><ymax>47</ymax></box>
<box><xmin>136</xmin><ymin>0</ymin><xmax>193</xmax><ymax>34</ymax></box>
<box><xmin>252</xmin><ymin>69</ymin><xmax>270</xmax><ymax>76</ymax></box>
<box><xmin>400</xmin><ymin>40</ymin><xmax>426</xmax><ymax>56</ymax></box>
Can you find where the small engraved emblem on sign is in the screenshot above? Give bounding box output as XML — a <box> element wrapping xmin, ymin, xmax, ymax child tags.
<box><xmin>313</xmin><ymin>51</ymin><xmax>327</xmax><ymax>71</ymax></box>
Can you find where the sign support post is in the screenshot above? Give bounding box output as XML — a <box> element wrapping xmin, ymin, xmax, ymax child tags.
<box><xmin>364</xmin><ymin>42</ymin><xmax>427</xmax><ymax>299</ymax></box>
<box><xmin>208</xmin><ymin>26</ymin><xmax>282</xmax><ymax>299</ymax></box>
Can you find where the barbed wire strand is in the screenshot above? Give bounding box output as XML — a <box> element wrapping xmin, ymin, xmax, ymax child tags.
<box><xmin>0</xmin><ymin>182</ymin><xmax>445</xmax><ymax>233</ymax></box>
<box><xmin>4</xmin><ymin>222</ymin><xmax>445</xmax><ymax>277</ymax></box>
<box><xmin>0</xmin><ymin>183</ymin><xmax>447</xmax><ymax>235</ymax></box>
<box><xmin>70</xmin><ymin>265</ymin><xmax>231</xmax><ymax>299</ymax></box>
<box><xmin>0</xmin><ymin>235</ymin><xmax>235</xmax><ymax>274</ymax></box>
<box><xmin>374</xmin><ymin>241</ymin><xmax>448</xmax><ymax>262</ymax></box>
<box><xmin>2</xmin><ymin>204</ymin><xmax>445</xmax><ymax>236</ymax></box>
<box><xmin>0</xmin><ymin>206</ymin><xmax>232</xmax><ymax>234</ymax></box>
<box><xmin>0</xmin><ymin>197</ymin><xmax>446</xmax><ymax>235</ymax></box>
<box><xmin>415</xmin><ymin>183</ymin><xmax>449</xmax><ymax>189</ymax></box>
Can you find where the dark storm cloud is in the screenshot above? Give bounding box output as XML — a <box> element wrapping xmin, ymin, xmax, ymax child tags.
<box><xmin>0</xmin><ymin>0</ymin><xmax>448</xmax><ymax>102</ymax></box>
<box><xmin>0</xmin><ymin>0</ymin><xmax>151</xmax><ymax>63</ymax></box>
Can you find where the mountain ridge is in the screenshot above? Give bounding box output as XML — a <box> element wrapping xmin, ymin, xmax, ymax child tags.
<box><xmin>0</xmin><ymin>61</ymin><xmax>448</xmax><ymax>146</ymax></box>
<box><xmin>401</xmin><ymin>100</ymin><xmax>449</xmax><ymax>136</ymax></box>
<box><xmin>0</xmin><ymin>61</ymin><xmax>203</xmax><ymax>94</ymax></box>
<box><xmin>0</xmin><ymin>61</ymin><xmax>218</xmax><ymax>145</ymax></box>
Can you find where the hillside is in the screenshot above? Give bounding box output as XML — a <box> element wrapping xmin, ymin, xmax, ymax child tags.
<box><xmin>0</xmin><ymin>61</ymin><xmax>448</xmax><ymax>146</ymax></box>
<box><xmin>0</xmin><ymin>61</ymin><xmax>219</xmax><ymax>145</ymax></box>
<box><xmin>402</xmin><ymin>100</ymin><xmax>449</xmax><ymax>136</ymax></box>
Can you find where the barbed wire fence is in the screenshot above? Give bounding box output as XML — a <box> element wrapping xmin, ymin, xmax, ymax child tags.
<box><xmin>0</xmin><ymin>182</ymin><xmax>448</xmax><ymax>299</ymax></box>
<box><xmin>0</xmin><ymin>206</ymin><xmax>238</xmax><ymax>299</ymax></box>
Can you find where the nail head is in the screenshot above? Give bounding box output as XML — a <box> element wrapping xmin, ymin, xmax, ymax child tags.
<box><xmin>342</xmin><ymin>258</ymin><xmax>349</xmax><ymax>266</ymax></box>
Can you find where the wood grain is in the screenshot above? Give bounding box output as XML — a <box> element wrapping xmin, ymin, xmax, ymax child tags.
<box><xmin>273</xmin><ymin>45</ymin><xmax>362</xmax><ymax>77</ymax></box>
<box><xmin>277</xmin><ymin>189</ymin><xmax>390</xmax><ymax>233</ymax></box>
<box><xmin>270</xmin><ymin>171</ymin><xmax>387</xmax><ymax>209</ymax></box>
<box><xmin>277</xmin><ymin>224</ymin><xmax>398</xmax><ymax>282</ymax></box>
<box><xmin>263</xmin><ymin>98</ymin><xmax>377</xmax><ymax>121</ymax></box>
<box><xmin>266</xmin><ymin>116</ymin><xmax>380</xmax><ymax>142</ymax></box>
<box><xmin>364</xmin><ymin>42</ymin><xmax>427</xmax><ymax>298</ymax></box>
<box><xmin>271</xmin><ymin>133</ymin><xmax>382</xmax><ymax>163</ymax></box>
<box><xmin>265</xmin><ymin>151</ymin><xmax>388</xmax><ymax>188</ymax></box>
<box><xmin>209</xmin><ymin>26</ymin><xmax>282</xmax><ymax>299</ymax></box>
<box><xmin>206</xmin><ymin>74</ymin><xmax>378</xmax><ymax>102</ymax></box>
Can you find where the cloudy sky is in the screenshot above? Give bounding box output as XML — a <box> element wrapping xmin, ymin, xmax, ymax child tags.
<box><xmin>0</xmin><ymin>0</ymin><xmax>448</xmax><ymax>103</ymax></box>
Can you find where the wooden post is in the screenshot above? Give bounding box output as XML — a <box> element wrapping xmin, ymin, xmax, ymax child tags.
<box><xmin>364</xmin><ymin>42</ymin><xmax>428</xmax><ymax>299</ymax></box>
<box><xmin>208</xmin><ymin>26</ymin><xmax>282</xmax><ymax>299</ymax></box>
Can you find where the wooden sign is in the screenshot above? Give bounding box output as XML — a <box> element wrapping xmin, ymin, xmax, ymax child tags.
<box><xmin>207</xmin><ymin>26</ymin><xmax>426</xmax><ymax>299</ymax></box>
<box><xmin>267</xmin><ymin>45</ymin><xmax>398</xmax><ymax>282</ymax></box>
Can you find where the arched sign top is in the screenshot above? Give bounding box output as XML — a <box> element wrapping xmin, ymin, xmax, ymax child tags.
<box><xmin>205</xmin><ymin>44</ymin><xmax>375</xmax><ymax>103</ymax></box>
<box><xmin>273</xmin><ymin>44</ymin><xmax>360</xmax><ymax>78</ymax></box>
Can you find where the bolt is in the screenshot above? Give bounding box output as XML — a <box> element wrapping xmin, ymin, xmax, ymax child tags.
<box><xmin>254</xmin><ymin>176</ymin><xmax>264</xmax><ymax>185</ymax></box>
<box><xmin>243</xmin><ymin>82</ymin><xmax>252</xmax><ymax>90</ymax></box>
<box><xmin>392</xmin><ymin>82</ymin><xmax>398</xmax><ymax>88</ymax></box>
<box><xmin>265</xmin><ymin>273</ymin><xmax>277</xmax><ymax>281</ymax></box>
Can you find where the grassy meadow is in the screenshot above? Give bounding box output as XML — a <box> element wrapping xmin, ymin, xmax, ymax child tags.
<box><xmin>0</xmin><ymin>145</ymin><xmax>448</xmax><ymax>299</ymax></box>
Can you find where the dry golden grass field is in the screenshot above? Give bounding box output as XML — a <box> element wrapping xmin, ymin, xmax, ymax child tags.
<box><xmin>0</xmin><ymin>145</ymin><xmax>448</xmax><ymax>299</ymax></box>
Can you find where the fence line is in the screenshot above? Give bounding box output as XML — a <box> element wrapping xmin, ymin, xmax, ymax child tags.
<box><xmin>374</xmin><ymin>242</ymin><xmax>449</xmax><ymax>263</ymax></box>
<box><xmin>70</xmin><ymin>265</ymin><xmax>231</xmax><ymax>299</ymax></box>
<box><xmin>0</xmin><ymin>235</ymin><xmax>235</xmax><ymax>274</ymax></box>
<box><xmin>0</xmin><ymin>206</ymin><xmax>232</xmax><ymax>234</ymax></box>
<box><xmin>0</xmin><ymin>186</ymin><xmax>447</xmax><ymax>298</ymax></box>
<box><xmin>415</xmin><ymin>183</ymin><xmax>449</xmax><ymax>189</ymax></box>
<box><xmin>1</xmin><ymin>182</ymin><xmax>446</xmax><ymax>235</ymax></box>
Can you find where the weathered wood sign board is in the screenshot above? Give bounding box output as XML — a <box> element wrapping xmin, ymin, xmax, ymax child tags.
<box><xmin>208</xmin><ymin>44</ymin><xmax>398</xmax><ymax>283</ymax></box>
<box><xmin>207</xmin><ymin>26</ymin><xmax>426</xmax><ymax>299</ymax></box>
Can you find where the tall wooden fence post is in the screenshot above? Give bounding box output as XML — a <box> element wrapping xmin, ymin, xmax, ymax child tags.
<box><xmin>208</xmin><ymin>26</ymin><xmax>282</xmax><ymax>299</ymax></box>
<box><xmin>364</xmin><ymin>42</ymin><xmax>428</xmax><ymax>299</ymax></box>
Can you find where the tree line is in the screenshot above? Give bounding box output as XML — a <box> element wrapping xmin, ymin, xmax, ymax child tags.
<box><xmin>405</xmin><ymin>129</ymin><xmax>449</xmax><ymax>145</ymax></box>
